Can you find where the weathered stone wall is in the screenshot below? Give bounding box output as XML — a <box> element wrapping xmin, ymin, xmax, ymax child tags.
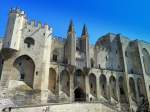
<box><xmin>95</xmin><ymin>34</ymin><xmax>124</xmax><ymax>71</ymax></box>
<box><xmin>0</xmin><ymin>8</ymin><xmax>150</xmax><ymax>112</ymax></box>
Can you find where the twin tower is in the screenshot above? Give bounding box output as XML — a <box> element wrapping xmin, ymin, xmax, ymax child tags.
<box><xmin>65</xmin><ymin>20</ymin><xmax>90</xmax><ymax>68</ymax></box>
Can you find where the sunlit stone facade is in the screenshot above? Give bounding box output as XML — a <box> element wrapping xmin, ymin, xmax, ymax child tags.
<box><xmin>0</xmin><ymin>8</ymin><xmax>149</xmax><ymax>112</ymax></box>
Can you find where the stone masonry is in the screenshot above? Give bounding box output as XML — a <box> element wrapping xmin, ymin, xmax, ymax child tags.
<box><xmin>0</xmin><ymin>8</ymin><xmax>150</xmax><ymax>112</ymax></box>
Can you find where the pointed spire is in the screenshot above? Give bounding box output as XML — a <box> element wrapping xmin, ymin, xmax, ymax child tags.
<box><xmin>68</xmin><ymin>20</ymin><xmax>75</xmax><ymax>32</ymax></box>
<box><xmin>82</xmin><ymin>24</ymin><xmax>88</xmax><ymax>36</ymax></box>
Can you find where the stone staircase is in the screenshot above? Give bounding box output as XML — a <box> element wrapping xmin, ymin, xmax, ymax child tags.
<box><xmin>0</xmin><ymin>80</ymin><xmax>10</xmax><ymax>99</ymax></box>
<box><xmin>11</xmin><ymin>89</ymin><xmax>42</xmax><ymax>107</ymax></box>
<box><xmin>0</xmin><ymin>80</ymin><xmax>130</xmax><ymax>112</ymax></box>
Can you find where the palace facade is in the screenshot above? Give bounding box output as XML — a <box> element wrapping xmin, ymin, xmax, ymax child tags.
<box><xmin>0</xmin><ymin>8</ymin><xmax>150</xmax><ymax>112</ymax></box>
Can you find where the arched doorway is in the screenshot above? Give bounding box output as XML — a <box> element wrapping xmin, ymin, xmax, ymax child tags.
<box><xmin>99</xmin><ymin>74</ymin><xmax>107</xmax><ymax>99</ymax></box>
<box><xmin>118</xmin><ymin>77</ymin><xmax>128</xmax><ymax>103</ymax></box>
<box><xmin>60</xmin><ymin>70</ymin><xmax>70</xmax><ymax>96</ymax></box>
<box><xmin>74</xmin><ymin>87</ymin><xmax>85</xmax><ymax>101</ymax></box>
<box><xmin>89</xmin><ymin>73</ymin><xmax>97</xmax><ymax>97</ymax></box>
<box><xmin>49</xmin><ymin>68</ymin><xmax>57</xmax><ymax>94</ymax></box>
<box><xmin>129</xmin><ymin>78</ymin><xmax>136</xmax><ymax>101</ymax></box>
<box><xmin>13</xmin><ymin>55</ymin><xmax>35</xmax><ymax>88</ymax></box>
<box><xmin>74</xmin><ymin>69</ymin><xmax>86</xmax><ymax>101</ymax></box>
<box><xmin>109</xmin><ymin>76</ymin><xmax>117</xmax><ymax>101</ymax></box>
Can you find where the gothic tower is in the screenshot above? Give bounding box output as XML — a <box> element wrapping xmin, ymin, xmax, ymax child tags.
<box><xmin>64</xmin><ymin>20</ymin><xmax>76</xmax><ymax>65</ymax></box>
<box><xmin>3</xmin><ymin>8</ymin><xmax>26</xmax><ymax>50</ymax></box>
<box><xmin>81</xmin><ymin>24</ymin><xmax>90</xmax><ymax>67</ymax></box>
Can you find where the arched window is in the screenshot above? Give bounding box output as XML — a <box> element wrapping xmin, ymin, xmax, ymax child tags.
<box><xmin>137</xmin><ymin>78</ymin><xmax>146</xmax><ymax>98</ymax></box>
<box><xmin>99</xmin><ymin>74</ymin><xmax>107</xmax><ymax>99</ymax></box>
<box><xmin>109</xmin><ymin>76</ymin><xmax>117</xmax><ymax>100</ymax></box>
<box><xmin>24</xmin><ymin>37</ymin><xmax>35</xmax><ymax>48</ymax></box>
<box><xmin>52</xmin><ymin>49</ymin><xmax>59</xmax><ymax>62</ymax></box>
<box><xmin>129</xmin><ymin>78</ymin><xmax>136</xmax><ymax>101</ymax></box>
<box><xmin>89</xmin><ymin>73</ymin><xmax>97</xmax><ymax>97</ymax></box>
<box><xmin>90</xmin><ymin>58</ymin><xmax>94</xmax><ymax>68</ymax></box>
<box><xmin>60</xmin><ymin>70</ymin><xmax>70</xmax><ymax>96</ymax></box>
<box><xmin>49</xmin><ymin>68</ymin><xmax>57</xmax><ymax>94</ymax></box>
<box><xmin>118</xmin><ymin>77</ymin><xmax>128</xmax><ymax>103</ymax></box>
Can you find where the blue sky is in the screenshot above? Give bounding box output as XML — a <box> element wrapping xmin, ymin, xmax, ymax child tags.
<box><xmin>0</xmin><ymin>0</ymin><xmax>150</xmax><ymax>44</ymax></box>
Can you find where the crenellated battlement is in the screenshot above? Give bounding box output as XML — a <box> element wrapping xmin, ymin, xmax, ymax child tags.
<box><xmin>9</xmin><ymin>8</ymin><xmax>52</xmax><ymax>31</ymax></box>
<box><xmin>27</xmin><ymin>20</ymin><xmax>51</xmax><ymax>31</ymax></box>
<box><xmin>52</xmin><ymin>36</ymin><xmax>66</xmax><ymax>42</ymax></box>
<box><xmin>9</xmin><ymin>7</ymin><xmax>26</xmax><ymax>16</ymax></box>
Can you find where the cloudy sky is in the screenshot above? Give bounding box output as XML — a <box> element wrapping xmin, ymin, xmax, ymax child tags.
<box><xmin>0</xmin><ymin>0</ymin><xmax>150</xmax><ymax>44</ymax></box>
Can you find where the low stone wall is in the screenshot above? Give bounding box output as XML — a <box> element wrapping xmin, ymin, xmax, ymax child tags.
<box><xmin>10</xmin><ymin>103</ymin><xmax>117</xmax><ymax>112</ymax></box>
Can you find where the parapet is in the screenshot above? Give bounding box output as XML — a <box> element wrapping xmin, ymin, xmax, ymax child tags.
<box><xmin>52</xmin><ymin>36</ymin><xmax>66</xmax><ymax>42</ymax></box>
<box><xmin>9</xmin><ymin>7</ymin><xmax>26</xmax><ymax>16</ymax></box>
<box><xmin>27</xmin><ymin>20</ymin><xmax>52</xmax><ymax>31</ymax></box>
<box><xmin>9</xmin><ymin>8</ymin><xmax>52</xmax><ymax>33</ymax></box>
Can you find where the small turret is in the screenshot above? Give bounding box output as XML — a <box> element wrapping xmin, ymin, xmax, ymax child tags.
<box><xmin>81</xmin><ymin>24</ymin><xmax>89</xmax><ymax>51</ymax></box>
<box><xmin>64</xmin><ymin>20</ymin><xmax>76</xmax><ymax>65</ymax></box>
<box><xmin>81</xmin><ymin>24</ymin><xmax>90</xmax><ymax>67</ymax></box>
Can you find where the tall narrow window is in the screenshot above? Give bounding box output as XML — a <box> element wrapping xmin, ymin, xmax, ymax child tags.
<box><xmin>90</xmin><ymin>58</ymin><xmax>94</xmax><ymax>68</ymax></box>
<box><xmin>125</xmin><ymin>51</ymin><xmax>128</xmax><ymax>57</ymax></box>
<box><xmin>20</xmin><ymin>73</ymin><xmax>25</xmax><ymax>81</ymax></box>
<box><xmin>53</xmin><ymin>54</ymin><xmax>58</xmax><ymax>62</ymax></box>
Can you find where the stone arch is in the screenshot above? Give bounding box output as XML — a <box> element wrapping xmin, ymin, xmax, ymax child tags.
<box><xmin>99</xmin><ymin>74</ymin><xmax>107</xmax><ymax>99</ymax></box>
<box><xmin>142</xmin><ymin>48</ymin><xmax>150</xmax><ymax>75</ymax></box>
<box><xmin>13</xmin><ymin>55</ymin><xmax>35</xmax><ymax>88</ymax></box>
<box><xmin>74</xmin><ymin>69</ymin><xmax>86</xmax><ymax>101</ymax></box>
<box><xmin>125</xmin><ymin>42</ymin><xmax>142</xmax><ymax>74</ymax></box>
<box><xmin>89</xmin><ymin>73</ymin><xmax>97</xmax><ymax>97</ymax></box>
<box><xmin>74</xmin><ymin>87</ymin><xmax>85</xmax><ymax>101</ymax></box>
<box><xmin>60</xmin><ymin>70</ymin><xmax>70</xmax><ymax>96</ymax></box>
<box><xmin>109</xmin><ymin>76</ymin><xmax>117</xmax><ymax>100</ymax></box>
<box><xmin>129</xmin><ymin>78</ymin><xmax>136</xmax><ymax>101</ymax></box>
<box><xmin>118</xmin><ymin>77</ymin><xmax>128</xmax><ymax>103</ymax></box>
<box><xmin>137</xmin><ymin>78</ymin><xmax>146</xmax><ymax>98</ymax></box>
<box><xmin>49</xmin><ymin>68</ymin><xmax>57</xmax><ymax>94</ymax></box>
